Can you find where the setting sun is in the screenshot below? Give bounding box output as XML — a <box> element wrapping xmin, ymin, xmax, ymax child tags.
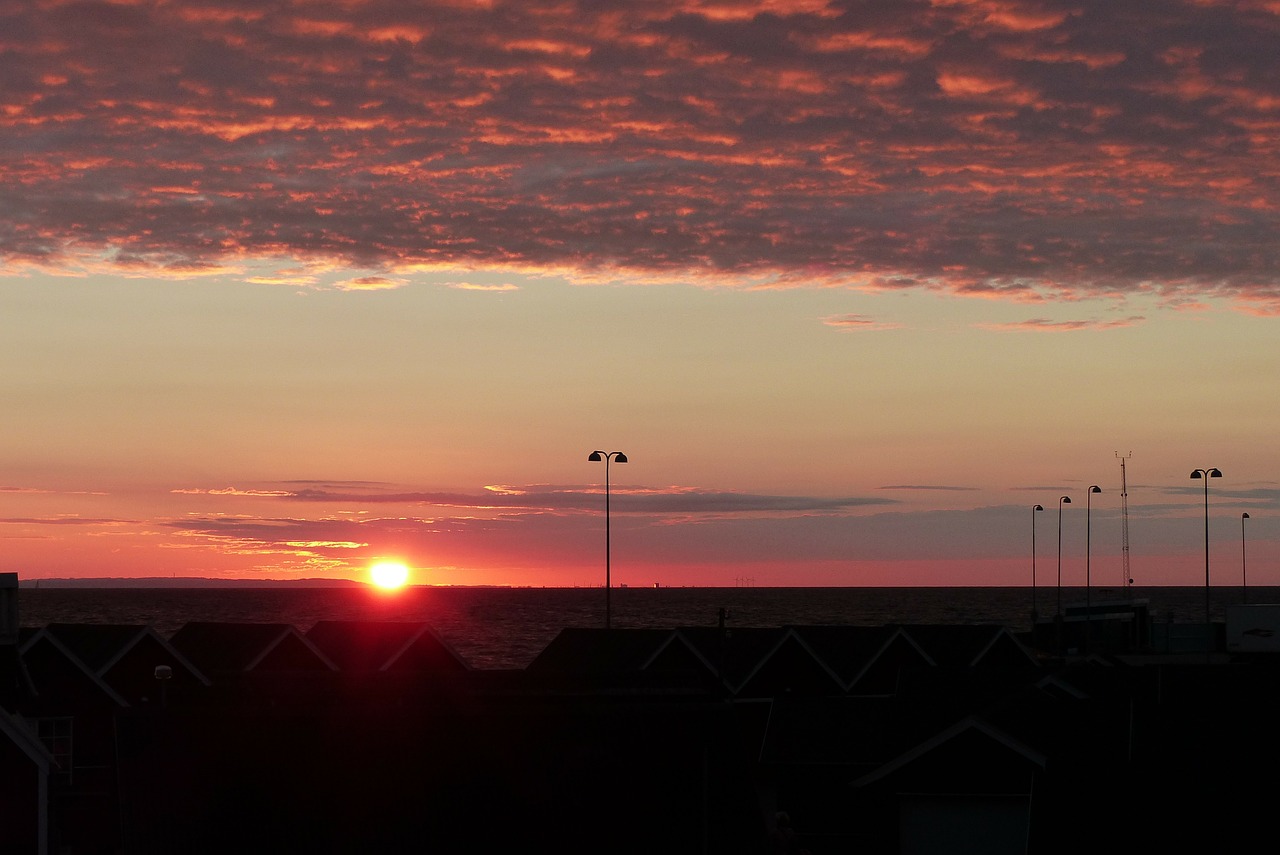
<box><xmin>369</xmin><ymin>561</ymin><xmax>410</xmax><ymax>590</ymax></box>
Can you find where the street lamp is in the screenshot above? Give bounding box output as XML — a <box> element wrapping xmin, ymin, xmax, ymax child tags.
<box><xmin>588</xmin><ymin>450</ymin><xmax>628</xmax><ymax>629</ymax></box>
<box><xmin>1057</xmin><ymin>495</ymin><xmax>1071</xmax><ymax>617</ymax></box>
<box><xmin>1085</xmin><ymin>485</ymin><xmax>1101</xmax><ymax>653</ymax></box>
<box><xmin>1190</xmin><ymin>467</ymin><xmax>1222</xmax><ymax>657</ymax></box>
<box><xmin>1031</xmin><ymin>504</ymin><xmax>1044</xmax><ymax>623</ymax></box>
<box><xmin>1242</xmin><ymin>512</ymin><xmax>1251</xmax><ymax>605</ymax></box>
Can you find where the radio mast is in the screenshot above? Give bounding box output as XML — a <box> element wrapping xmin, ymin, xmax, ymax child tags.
<box><xmin>1117</xmin><ymin>452</ymin><xmax>1132</xmax><ymax>595</ymax></box>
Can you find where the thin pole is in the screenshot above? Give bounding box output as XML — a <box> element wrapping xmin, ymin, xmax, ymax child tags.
<box><xmin>1086</xmin><ymin>486</ymin><xmax>1100</xmax><ymax>655</ymax></box>
<box><xmin>590</xmin><ymin>450</ymin><xmax>627</xmax><ymax>629</ymax></box>
<box><xmin>605</xmin><ymin>456</ymin><xmax>611</xmax><ymax>629</ymax></box>
<box><xmin>1056</xmin><ymin>495</ymin><xmax>1070</xmax><ymax>657</ymax></box>
<box><xmin>1203</xmin><ymin>476</ymin><xmax>1210</xmax><ymax>656</ymax></box>
<box><xmin>1117</xmin><ymin>452</ymin><xmax>1132</xmax><ymax>595</ymax></box>
<box><xmin>1032</xmin><ymin>505</ymin><xmax>1043</xmax><ymax>625</ymax></box>
<box><xmin>1242</xmin><ymin>513</ymin><xmax>1250</xmax><ymax>605</ymax></box>
<box><xmin>1057</xmin><ymin>502</ymin><xmax>1063</xmax><ymax>617</ymax></box>
<box><xmin>1191</xmin><ymin>468</ymin><xmax>1221</xmax><ymax>661</ymax></box>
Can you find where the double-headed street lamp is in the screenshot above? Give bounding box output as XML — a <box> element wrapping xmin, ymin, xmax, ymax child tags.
<box><xmin>588</xmin><ymin>450</ymin><xmax>628</xmax><ymax>629</ymax></box>
<box><xmin>1057</xmin><ymin>495</ymin><xmax>1071</xmax><ymax>617</ymax></box>
<box><xmin>1190</xmin><ymin>467</ymin><xmax>1222</xmax><ymax>656</ymax></box>
<box><xmin>1031</xmin><ymin>504</ymin><xmax>1044</xmax><ymax>623</ymax></box>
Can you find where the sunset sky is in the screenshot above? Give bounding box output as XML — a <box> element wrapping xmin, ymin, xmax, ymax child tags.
<box><xmin>3</xmin><ymin>0</ymin><xmax>1280</xmax><ymax>588</ymax></box>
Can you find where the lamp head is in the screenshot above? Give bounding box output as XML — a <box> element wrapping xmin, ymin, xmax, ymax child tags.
<box><xmin>1243</xmin><ymin>512</ymin><xmax>1251</xmax><ymax>519</ymax></box>
<box><xmin>588</xmin><ymin>451</ymin><xmax>604</xmax><ymax>462</ymax></box>
<box><xmin>1209</xmin><ymin>468</ymin><xmax>1222</xmax><ymax>478</ymax></box>
<box><xmin>614</xmin><ymin>452</ymin><xmax>628</xmax><ymax>464</ymax></box>
<box><xmin>1033</xmin><ymin>504</ymin><xmax>1043</xmax><ymax>511</ymax></box>
<box><xmin>1060</xmin><ymin>496</ymin><xmax>1071</xmax><ymax>504</ymax></box>
<box><xmin>1090</xmin><ymin>485</ymin><xmax>1101</xmax><ymax>494</ymax></box>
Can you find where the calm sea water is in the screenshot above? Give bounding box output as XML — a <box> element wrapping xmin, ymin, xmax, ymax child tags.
<box><xmin>17</xmin><ymin>585</ymin><xmax>1275</xmax><ymax>669</ymax></box>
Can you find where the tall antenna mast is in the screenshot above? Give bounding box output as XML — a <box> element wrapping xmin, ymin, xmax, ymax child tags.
<box><xmin>1117</xmin><ymin>451</ymin><xmax>1132</xmax><ymax>595</ymax></box>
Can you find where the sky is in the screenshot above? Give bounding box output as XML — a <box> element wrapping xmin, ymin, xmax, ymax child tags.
<box><xmin>3</xmin><ymin>0</ymin><xmax>1280</xmax><ymax>589</ymax></box>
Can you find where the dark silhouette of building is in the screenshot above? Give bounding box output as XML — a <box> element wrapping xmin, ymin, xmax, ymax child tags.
<box><xmin>7</xmin><ymin>581</ymin><xmax>1280</xmax><ymax>854</ymax></box>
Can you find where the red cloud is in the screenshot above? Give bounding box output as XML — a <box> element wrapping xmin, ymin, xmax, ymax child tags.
<box><xmin>1</xmin><ymin>0</ymin><xmax>1279</xmax><ymax>309</ymax></box>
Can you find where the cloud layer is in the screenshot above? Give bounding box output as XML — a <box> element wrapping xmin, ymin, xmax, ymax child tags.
<box><xmin>4</xmin><ymin>0</ymin><xmax>1280</xmax><ymax>305</ymax></box>
<box><xmin>174</xmin><ymin>481</ymin><xmax>896</xmax><ymax>514</ymax></box>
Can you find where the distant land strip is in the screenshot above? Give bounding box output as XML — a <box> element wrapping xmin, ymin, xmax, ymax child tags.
<box><xmin>18</xmin><ymin>577</ymin><xmax>370</xmax><ymax>589</ymax></box>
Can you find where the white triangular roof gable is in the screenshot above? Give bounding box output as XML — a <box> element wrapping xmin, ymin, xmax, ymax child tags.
<box><xmin>637</xmin><ymin>630</ymin><xmax>709</xmax><ymax>672</ymax></box>
<box><xmin>379</xmin><ymin>624</ymin><xmax>471</xmax><ymax>673</ymax></box>
<box><xmin>18</xmin><ymin>627</ymin><xmax>130</xmax><ymax>708</ymax></box>
<box><xmin>244</xmin><ymin>625</ymin><xmax>339</xmax><ymax>673</ymax></box>
<box><xmin>731</xmin><ymin>627</ymin><xmax>847</xmax><ymax>696</ymax></box>
<box><xmin>93</xmin><ymin>626</ymin><xmax>212</xmax><ymax>687</ymax></box>
<box><xmin>842</xmin><ymin>626</ymin><xmax>935</xmax><ymax>692</ymax></box>
<box><xmin>852</xmin><ymin>716</ymin><xmax>1047</xmax><ymax>788</ymax></box>
<box><xmin>648</xmin><ymin>629</ymin><xmax>742</xmax><ymax>690</ymax></box>
<box><xmin>965</xmin><ymin>626</ymin><xmax>1039</xmax><ymax>668</ymax></box>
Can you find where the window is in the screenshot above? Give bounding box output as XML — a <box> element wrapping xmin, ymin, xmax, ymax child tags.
<box><xmin>35</xmin><ymin>716</ymin><xmax>73</xmax><ymax>782</ymax></box>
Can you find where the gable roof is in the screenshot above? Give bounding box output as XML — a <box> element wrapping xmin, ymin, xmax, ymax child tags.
<box><xmin>730</xmin><ymin>628</ymin><xmax>847</xmax><ymax>697</ymax></box>
<box><xmin>526</xmin><ymin>628</ymin><xmax>675</xmax><ymax>675</ymax></box>
<box><xmin>40</xmin><ymin>624</ymin><xmax>210</xmax><ymax>687</ymax></box>
<box><xmin>642</xmin><ymin>631</ymin><xmax>721</xmax><ymax>678</ymax></box>
<box><xmin>18</xmin><ymin>628</ymin><xmax>131</xmax><ymax>708</ymax></box>
<box><xmin>305</xmin><ymin>621</ymin><xmax>470</xmax><ymax>673</ymax></box>
<box><xmin>670</xmin><ymin>626</ymin><xmax>788</xmax><ymax>691</ymax></box>
<box><xmin>898</xmin><ymin>624</ymin><xmax>1039</xmax><ymax>670</ymax></box>
<box><xmin>170</xmin><ymin>622</ymin><xmax>338</xmax><ymax>675</ymax></box>
<box><xmin>787</xmin><ymin>625</ymin><xmax>934</xmax><ymax>691</ymax></box>
<box><xmin>852</xmin><ymin>716</ymin><xmax>1048</xmax><ymax>789</ymax></box>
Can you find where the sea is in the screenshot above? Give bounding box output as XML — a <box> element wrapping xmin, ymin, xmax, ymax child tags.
<box><xmin>16</xmin><ymin>585</ymin><xmax>1276</xmax><ymax>670</ymax></box>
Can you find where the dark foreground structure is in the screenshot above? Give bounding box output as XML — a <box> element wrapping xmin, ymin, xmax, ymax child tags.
<box><xmin>4</xmin><ymin>577</ymin><xmax>1280</xmax><ymax>854</ymax></box>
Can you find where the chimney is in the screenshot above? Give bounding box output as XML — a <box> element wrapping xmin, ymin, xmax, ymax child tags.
<box><xmin>0</xmin><ymin>573</ymin><xmax>17</xmax><ymax>646</ymax></box>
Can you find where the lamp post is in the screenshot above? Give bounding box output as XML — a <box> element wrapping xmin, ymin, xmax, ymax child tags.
<box><xmin>1056</xmin><ymin>495</ymin><xmax>1071</xmax><ymax>618</ymax></box>
<box><xmin>1190</xmin><ymin>468</ymin><xmax>1222</xmax><ymax>658</ymax></box>
<box><xmin>588</xmin><ymin>450</ymin><xmax>628</xmax><ymax>629</ymax></box>
<box><xmin>1085</xmin><ymin>485</ymin><xmax>1101</xmax><ymax>654</ymax></box>
<box><xmin>1031</xmin><ymin>504</ymin><xmax>1044</xmax><ymax>624</ymax></box>
<box><xmin>1242</xmin><ymin>512</ymin><xmax>1251</xmax><ymax>605</ymax></box>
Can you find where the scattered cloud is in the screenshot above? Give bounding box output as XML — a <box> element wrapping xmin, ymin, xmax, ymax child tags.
<box><xmin>332</xmin><ymin>276</ymin><xmax>407</xmax><ymax>291</ymax></box>
<box><xmin>447</xmin><ymin>282</ymin><xmax>520</xmax><ymax>292</ymax></box>
<box><xmin>152</xmin><ymin>499</ymin><xmax>1128</xmax><ymax>579</ymax></box>
<box><xmin>2</xmin><ymin>1</ymin><xmax>1278</xmax><ymax>306</ymax></box>
<box><xmin>821</xmin><ymin>314</ymin><xmax>903</xmax><ymax>332</ymax></box>
<box><xmin>244</xmin><ymin>268</ymin><xmax>323</xmax><ymax>287</ymax></box>
<box><xmin>0</xmin><ymin>517</ymin><xmax>131</xmax><ymax>526</ymax></box>
<box><xmin>0</xmin><ymin>487</ymin><xmax>107</xmax><ymax>496</ymax></box>
<box><xmin>170</xmin><ymin>480</ymin><xmax>896</xmax><ymax>516</ymax></box>
<box><xmin>268</xmin><ymin>482</ymin><xmax>898</xmax><ymax>514</ymax></box>
<box><xmin>171</xmin><ymin>487</ymin><xmax>295</xmax><ymax>498</ymax></box>
<box><xmin>977</xmin><ymin>315</ymin><xmax>1147</xmax><ymax>332</ymax></box>
<box><xmin>1154</xmin><ymin>485</ymin><xmax>1280</xmax><ymax>505</ymax></box>
<box><xmin>879</xmin><ymin>485</ymin><xmax>981</xmax><ymax>492</ymax></box>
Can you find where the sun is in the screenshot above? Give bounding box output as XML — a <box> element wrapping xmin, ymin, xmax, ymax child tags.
<box><xmin>369</xmin><ymin>561</ymin><xmax>411</xmax><ymax>590</ymax></box>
